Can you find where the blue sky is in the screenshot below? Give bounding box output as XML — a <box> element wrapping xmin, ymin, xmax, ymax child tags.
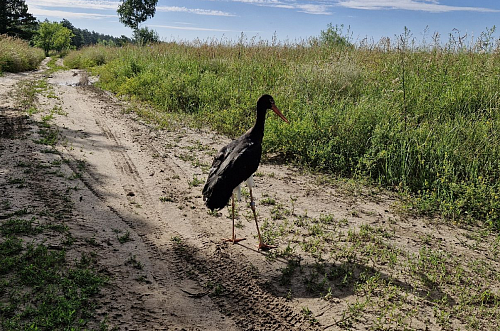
<box><xmin>25</xmin><ymin>0</ymin><xmax>500</xmax><ymax>44</ymax></box>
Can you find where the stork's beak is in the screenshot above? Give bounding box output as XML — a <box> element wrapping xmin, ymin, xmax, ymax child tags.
<box><xmin>271</xmin><ymin>105</ymin><xmax>289</xmax><ymax>124</ymax></box>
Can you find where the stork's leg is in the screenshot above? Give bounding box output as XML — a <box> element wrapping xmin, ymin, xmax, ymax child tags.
<box><xmin>249</xmin><ymin>188</ymin><xmax>276</xmax><ymax>250</ymax></box>
<box><xmin>224</xmin><ymin>193</ymin><xmax>245</xmax><ymax>244</ymax></box>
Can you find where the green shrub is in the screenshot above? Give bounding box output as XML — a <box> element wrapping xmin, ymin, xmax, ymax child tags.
<box><xmin>64</xmin><ymin>35</ymin><xmax>500</xmax><ymax>228</ymax></box>
<box><xmin>0</xmin><ymin>34</ymin><xmax>45</xmax><ymax>73</ymax></box>
<box><xmin>63</xmin><ymin>44</ymin><xmax>116</xmax><ymax>69</ymax></box>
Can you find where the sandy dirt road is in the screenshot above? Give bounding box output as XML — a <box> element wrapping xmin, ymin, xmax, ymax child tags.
<box><xmin>3</xmin><ymin>61</ymin><xmax>497</xmax><ymax>330</ymax></box>
<box><xmin>2</xmin><ymin>62</ymin><xmax>335</xmax><ymax>330</ymax></box>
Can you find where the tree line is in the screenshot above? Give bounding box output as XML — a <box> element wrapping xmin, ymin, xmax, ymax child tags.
<box><xmin>1</xmin><ymin>0</ymin><xmax>132</xmax><ymax>54</ymax></box>
<box><xmin>60</xmin><ymin>19</ymin><xmax>131</xmax><ymax>48</ymax></box>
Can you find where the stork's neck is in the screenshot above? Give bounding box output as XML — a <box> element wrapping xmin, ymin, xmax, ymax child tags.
<box><xmin>248</xmin><ymin>108</ymin><xmax>267</xmax><ymax>143</ymax></box>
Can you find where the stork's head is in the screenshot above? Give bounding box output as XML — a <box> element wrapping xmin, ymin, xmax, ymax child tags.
<box><xmin>257</xmin><ymin>94</ymin><xmax>289</xmax><ymax>123</ymax></box>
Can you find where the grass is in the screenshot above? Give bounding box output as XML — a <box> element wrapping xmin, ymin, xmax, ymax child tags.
<box><xmin>64</xmin><ymin>29</ymin><xmax>500</xmax><ymax>230</ymax></box>
<box><xmin>0</xmin><ymin>206</ymin><xmax>107</xmax><ymax>330</ymax></box>
<box><xmin>46</xmin><ymin>55</ymin><xmax>66</xmax><ymax>73</ymax></box>
<box><xmin>15</xmin><ymin>78</ymin><xmax>50</xmax><ymax>113</ymax></box>
<box><xmin>0</xmin><ymin>35</ymin><xmax>45</xmax><ymax>73</ymax></box>
<box><xmin>255</xmin><ymin>196</ymin><xmax>500</xmax><ymax>329</ymax></box>
<box><xmin>4</xmin><ymin>25</ymin><xmax>497</xmax><ymax>329</ymax></box>
<box><xmin>0</xmin><ymin>239</ymin><xmax>107</xmax><ymax>330</ymax></box>
<box><xmin>0</xmin><ymin>70</ymin><xmax>110</xmax><ymax>330</ymax></box>
<box><xmin>188</xmin><ymin>175</ymin><xmax>204</xmax><ymax>187</ymax></box>
<box><xmin>116</xmin><ymin>230</ymin><xmax>133</xmax><ymax>244</ymax></box>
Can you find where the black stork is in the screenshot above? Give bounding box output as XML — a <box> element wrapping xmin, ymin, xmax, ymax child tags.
<box><xmin>202</xmin><ymin>94</ymin><xmax>289</xmax><ymax>250</ymax></box>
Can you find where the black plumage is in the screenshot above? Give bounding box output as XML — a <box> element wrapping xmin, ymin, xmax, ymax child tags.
<box><xmin>202</xmin><ymin>94</ymin><xmax>289</xmax><ymax>249</ymax></box>
<box><xmin>202</xmin><ymin>134</ymin><xmax>261</xmax><ymax>210</ymax></box>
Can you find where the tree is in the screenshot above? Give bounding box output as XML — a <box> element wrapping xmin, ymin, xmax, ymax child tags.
<box><xmin>317</xmin><ymin>24</ymin><xmax>353</xmax><ymax>49</ymax></box>
<box><xmin>117</xmin><ymin>0</ymin><xmax>158</xmax><ymax>30</ymax></box>
<box><xmin>60</xmin><ymin>18</ymin><xmax>83</xmax><ymax>48</ymax></box>
<box><xmin>133</xmin><ymin>26</ymin><xmax>159</xmax><ymax>45</ymax></box>
<box><xmin>33</xmin><ymin>21</ymin><xmax>74</xmax><ymax>56</ymax></box>
<box><xmin>0</xmin><ymin>0</ymin><xmax>37</xmax><ymax>40</ymax></box>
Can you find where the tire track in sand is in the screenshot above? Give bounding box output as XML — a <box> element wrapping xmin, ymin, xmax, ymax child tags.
<box><xmin>46</xmin><ymin>70</ymin><xmax>323</xmax><ymax>330</ymax></box>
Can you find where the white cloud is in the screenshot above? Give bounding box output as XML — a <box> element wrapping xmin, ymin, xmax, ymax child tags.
<box><xmin>148</xmin><ymin>24</ymin><xmax>233</xmax><ymax>32</ymax></box>
<box><xmin>26</xmin><ymin>0</ymin><xmax>120</xmax><ymax>11</ymax></box>
<box><xmin>156</xmin><ymin>6</ymin><xmax>235</xmax><ymax>17</ymax></box>
<box><xmin>28</xmin><ymin>6</ymin><xmax>116</xmax><ymax>19</ymax></box>
<box><xmin>225</xmin><ymin>0</ymin><xmax>498</xmax><ymax>14</ymax></box>
<box><xmin>230</xmin><ymin>0</ymin><xmax>333</xmax><ymax>15</ymax></box>
<box><xmin>336</xmin><ymin>0</ymin><xmax>500</xmax><ymax>13</ymax></box>
<box><xmin>26</xmin><ymin>1</ymin><xmax>235</xmax><ymax>18</ymax></box>
<box><xmin>297</xmin><ymin>4</ymin><xmax>331</xmax><ymax>15</ymax></box>
<box><xmin>235</xmin><ymin>0</ymin><xmax>283</xmax><ymax>4</ymax></box>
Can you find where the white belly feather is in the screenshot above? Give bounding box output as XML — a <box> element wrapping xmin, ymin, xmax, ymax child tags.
<box><xmin>232</xmin><ymin>175</ymin><xmax>255</xmax><ymax>201</ymax></box>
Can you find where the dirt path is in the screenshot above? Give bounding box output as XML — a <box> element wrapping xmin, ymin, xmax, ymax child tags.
<box><xmin>47</xmin><ymin>68</ymin><xmax>331</xmax><ymax>330</ymax></box>
<box><xmin>2</xmin><ymin>63</ymin><xmax>326</xmax><ymax>330</ymax></box>
<box><xmin>2</xmin><ymin>61</ymin><xmax>500</xmax><ymax>330</ymax></box>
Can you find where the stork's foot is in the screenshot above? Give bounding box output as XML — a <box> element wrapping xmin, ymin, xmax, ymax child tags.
<box><xmin>224</xmin><ymin>237</ymin><xmax>246</xmax><ymax>244</ymax></box>
<box><xmin>257</xmin><ymin>242</ymin><xmax>277</xmax><ymax>251</ymax></box>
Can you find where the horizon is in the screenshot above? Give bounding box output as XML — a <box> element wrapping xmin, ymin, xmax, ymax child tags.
<box><xmin>24</xmin><ymin>1</ymin><xmax>500</xmax><ymax>45</ymax></box>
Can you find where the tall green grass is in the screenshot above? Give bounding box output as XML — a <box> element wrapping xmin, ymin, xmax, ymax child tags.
<box><xmin>64</xmin><ymin>33</ymin><xmax>500</xmax><ymax>228</ymax></box>
<box><xmin>0</xmin><ymin>35</ymin><xmax>45</xmax><ymax>73</ymax></box>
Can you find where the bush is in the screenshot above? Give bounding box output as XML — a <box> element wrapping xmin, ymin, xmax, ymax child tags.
<box><xmin>64</xmin><ymin>45</ymin><xmax>115</xmax><ymax>68</ymax></box>
<box><xmin>64</xmin><ymin>33</ymin><xmax>500</xmax><ymax>228</ymax></box>
<box><xmin>0</xmin><ymin>34</ymin><xmax>45</xmax><ymax>73</ymax></box>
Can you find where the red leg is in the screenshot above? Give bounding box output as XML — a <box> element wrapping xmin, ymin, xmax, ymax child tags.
<box><xmin>249</xmin><ymin>188</ymin><xmax>276</xmax><ymax>251</ymax></box>
<box><xmin>224</xmin><ymin>194</ymin><xmax>245</xmax><ymax>244</ymax></box>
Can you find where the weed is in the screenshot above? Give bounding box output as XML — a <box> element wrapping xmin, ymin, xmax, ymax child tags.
<box><xmin>0</xmin><ymin>239</ymin><xmax>106</xmax><ymax>330</ymax></box>
<box><xmin>76</xmin><ymin>159</ymin><xmax>86</xmax><ymax>171</ymax></box>
<box><xmin>260</xmin><ymin>219</ymin><xmax>280</xmax><ymax>245</ymax></box>
<box><xmin>0</xmin><ymin>218</ymin><xmax>43</xmax><ymax>235</ymax></box>
<box><xmin>159</xmin><ymin>196</ymin><xmax>174</xmax><ymax>202</ymax></box>
<box><xmin>171</xmin><ymin>236</ymin><xmax>183</xmax><ymax>244</ymax></box>
<box><xmin>1</xmin><ymin>200</ymin><xmax>12</xmax><ymax>210</ymax></box>
<box><xmin>319</xmin><ymin>213</ymin><xmax>335</xmax><ymax>225</ymax></box>
<box><xmin>35</xmin><ymin>127</ymin><xmax>59</xmax><ymax>146</ymax></box>
<box><xmin>304</xmin><ymin>268</ymin><xmax>328</xmax><ymax>294</ymax></box>
<box><xmin>46</xmin><ymin>56</ymin><xmax>66</xmax><ymax>73</ymax></box>
<box><xmin>125</xmin><ymin>255</ymin><xmax>143</xmax><ymax>270</ymax></box>
<box><xmin>188</xmin><ymin>175</ymin><xmax>203</xmax><ymax>187</ymax></box>
<box><xmin>117</xmin><ymin>230</ymin><xmax>133</xmax><ymax>244</ymax></box>
<box><xmin>207</xmin><ymin>209</ymin><xmax>220</xmax><ymax>217</ymax></box>
<box><xmin>301</xmin><ymin>306</ymin><xmax>312</xmax><ymax>316</ymax></box>
<box><xmin>270</xmin><ymin>203</ymin><xmax>290</xmax><ymax>220</ymax></box>
<box><xmin>205</xmin><ymin>281</ymin><xmax>225</xmax><ymax>296</ymax></box>
<box><xmin>301</xmin><ymin>306</ymin><xmax>319</xmax><ymax>325</ymax></box>
<box><xmin>64</xmin><ymin>36</ymin><xmax>500</xmax><ymax>229</ymax></box>
<box><xmin>0</xmin><ymin>35</ymin><xmax>45</xmax><ymax>73</ymax></box>
<box><xmin>85</xmin><ymin>236</ymin><xmax>100</xmax><ymax>246</ymax></box>
<box><xmin>279</xmin><ymin>258</ymin><xmax>301</xmax><ymax>286</ymax></box>
<box><xmin>260</xmin><ymin>196</ymin><xmax>276</xmax><ymax>205</ymax></box>
<box><xmin>234</xmin><ymin>219</ymin><xmax>243</xmax><ymax>229</ymax></box>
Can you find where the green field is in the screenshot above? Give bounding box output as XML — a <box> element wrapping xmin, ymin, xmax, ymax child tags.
<box><xmin>64</xmin><ymin>31</ymin><xmax>500</xmax><ymax>229</ymax></box>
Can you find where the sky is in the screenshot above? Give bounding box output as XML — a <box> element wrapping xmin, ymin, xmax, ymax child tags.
<box><xmin>24</xmin><ymin>0</ymin><xmax>500</xmax><ymax>44</ymax></box>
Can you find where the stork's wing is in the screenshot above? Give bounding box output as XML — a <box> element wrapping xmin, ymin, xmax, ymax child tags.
<box><xmin>202</xmin><ymin>137</ymin><xmax>261</xmax><ymax>210</ymax></box>
<box><xmin>204</xmin><ymin>140</ymin><xmax>235</xmax><ymax>185</ymax></box>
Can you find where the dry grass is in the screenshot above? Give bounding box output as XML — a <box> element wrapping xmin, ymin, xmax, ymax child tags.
<box><xmin>64</xmin><ymin>32</ymin><xmax>500</xmax><ymax>230</ymax></box>
<box><xmin>0</xmin><ymin>35</ymin><xmax>45</xmax><ymax>73</ymax></box>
